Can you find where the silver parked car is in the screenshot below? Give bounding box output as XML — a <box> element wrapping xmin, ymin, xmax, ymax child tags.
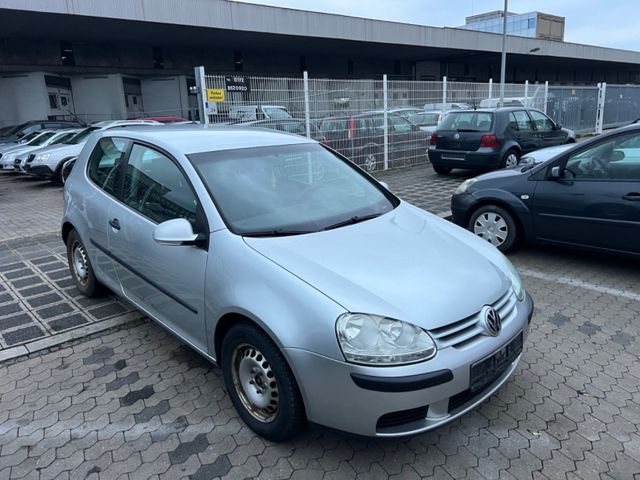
<box><xmin>63</xmin><ymin>126</ymin><xmax>533</xmax><ymax>440</ymax></box>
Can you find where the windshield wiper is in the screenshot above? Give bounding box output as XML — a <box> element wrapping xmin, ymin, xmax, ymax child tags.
<box><xmin>242</xmin><ymin>229</ymin><xmax>313</xmax><ymax>237</ymax></box>
<box><xmin>322</xmin><ymin>213</ymin><xmax>383</xmax><ymax>231</ymax></box>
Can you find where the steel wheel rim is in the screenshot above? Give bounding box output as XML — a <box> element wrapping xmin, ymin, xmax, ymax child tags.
<box><xmin>231</xmin><ymin>343</ymin><xmax>279</xmax><ymax>423</ymax></box>
<box><xmin>505</xmin><ymin>153</ymin><xmax>518</xmax><ymax>168</ymax></box>
<box><xmin>72</xmin><ymin>241</ymin><xmax>89</xmax><ymax>285</ymax></box>
<box><xmin>364</xmin><ymin>154</ymin><xmax>377</xmax><ymax>172</ymax></box>
<box><xmin>474</xmin><ymin>212</ymin><xmax>508</xmax><ymax>247</ymax></box>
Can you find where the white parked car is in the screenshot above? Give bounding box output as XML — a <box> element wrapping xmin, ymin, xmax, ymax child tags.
<box><xmin>24</xmin><ymin>120</ymin><xmax>160</xmax><ymax>183</ymax></box>
<box><xmin>228</xmin><ymin>105</ymin><xmax>291</xmax><ymax>122</ymax></box>
<box><xmin>5</xmin><ymin>129</ymin><xmax>80</xmax><ymax>173</ymax></box>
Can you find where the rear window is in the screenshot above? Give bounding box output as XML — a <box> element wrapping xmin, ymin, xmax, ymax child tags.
<box><xmin>439</xmin><ymin>112</ymin><xmax>494</xmax><ymax>132</ymax></box>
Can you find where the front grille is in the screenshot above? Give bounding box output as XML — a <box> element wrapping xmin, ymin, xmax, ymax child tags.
<box><xmin>429</xmin><ymin>290</ymin><xmax>517</xmax><ymax>349</ymax></box>
<box><xmin>376</xmin><ymin>406</ymin><xmax>428</xmax><ymax>430</ymax></box>
<box><xmin>447</xmin><ymin>361</ymin><xmax>510</xmax><ymax>413</ymax></box>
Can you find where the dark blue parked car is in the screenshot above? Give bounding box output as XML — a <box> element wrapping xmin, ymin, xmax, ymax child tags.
<box><xmin>451</xmin><ymin>124</ymin><xmax>640</xmax><ymax>255</ymax></box>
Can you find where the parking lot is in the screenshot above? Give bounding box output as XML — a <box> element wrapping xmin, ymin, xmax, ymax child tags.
<box><xmin>1</xmin><ymin>165</ymin><xmax>640</xmax><ymax>480</ymax></box>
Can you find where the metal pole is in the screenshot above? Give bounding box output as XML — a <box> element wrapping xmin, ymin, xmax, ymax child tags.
<box><xmin>303</xmin><ymin>71</ymin><xmax>311</xmax><ymax>138</ymax></box>
<box><xmin>194</xmin><ymin>66</ymin><xmax>209</xmax><ymax>126</ymax></box>
<box><xmin>596</xmin><ymin>82</ymin><xmax>607</xmax><ymax>134</ymax></box>
<box><xmin>442</xmin><ymin>76</ymin><xmax>447</xmax><ymax>107</ymax></box>
<box><xmin>383</xmin><ymin>74</ymin><xmax>389</xmax><ymax>170</ymax></box>
<box><xmin>499</xmin><ymin>0</ymin><xmax>508</xmax><ymax>108</ymax></box>
<box><xmin>524</xmin><ymin>80</ymin><xmax>529</xmax><ymax>107</ymax></box>
<box><xmin>543</xmin><ymin>81</ymin><xmax>549</xmax><ymax>114</ymax></box>
<box><xmin>488</xmin><ymin>78</ymin><xmax>493</xmax><ymax>101</ymax></box>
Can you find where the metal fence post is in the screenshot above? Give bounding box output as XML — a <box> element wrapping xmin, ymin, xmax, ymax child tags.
<box><xmin>524</xmin><ymin>80</ymin><xmax>529</xmax><ymax>107</ymax></box>
<box><xmin>488</xmin><ymin>78</ymin><xmax>493</xmax><ymax>100</ymax></box>
<box><xmin>442</xmin><ymin>76</ymin><xmax>447</xmax><ymax>106</ymax></box>
<box><xmin>383</xmin><ymin>74</ymin><xmax>389</xmax><ymax>170</ymax></box>
<box><xmin>596</xmin><ymin>82</ymin><xmax>607</xmax><ymax>134</ymax></box>
<box><xmin>194</xmin><ymin>66</ymin><xmax>209</xmax><ymax>126</ymax></box>
<box><xmin>543</xmin><ymin>81</ymin><xmax>549</xmax><ymax>114</ymax></box>
<box><xmin>303</xmin><ymin>71</ymin><xmax>311</xmax><ymax>138</ymax></box>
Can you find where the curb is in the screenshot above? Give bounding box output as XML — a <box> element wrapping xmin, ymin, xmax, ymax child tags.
<box><xmin>0</xmin><ymin>311</ymin><xmax>145</xmax><ymax>364</ymax></box>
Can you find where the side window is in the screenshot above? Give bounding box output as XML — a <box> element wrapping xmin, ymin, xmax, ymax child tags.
<box><xmin>389</xmin><ymin>115</ymin><xmax>412</xmax><ymax>133</ymax></box>
<box><xmin>512</xmin><ymin>111</ymin><xmax>533</xmax><ymax>131</ymax></box>
<box><xmin>123</xmin><ymin>144</ymin><xmax>199</xmax><ymax>226</ymax></box>
<box><xmin>564</xmin><ymin>132</ymin><xmax>640</xmax><ymax>181</ymax></box>
<box><xmin>87</xmin><ymin>137</ymin><xmax>129</xmax><ymax>196</ymax></box>
<box><xmin>529</xmin><ymin>110</ymin><xmax>554</xmax><ymax>132</ymax></box>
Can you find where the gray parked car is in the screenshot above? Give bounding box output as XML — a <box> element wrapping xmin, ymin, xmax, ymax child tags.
<box><xmin>63</xmin><ymin>126</ymin><xmax>533</xmax><ymax>440</ymax></box>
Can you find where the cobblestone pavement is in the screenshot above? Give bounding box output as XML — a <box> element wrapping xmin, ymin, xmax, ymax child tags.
<box><xmin>2</xmin><ymin>160</ymin><xmax>640</xmax><ymax>479</ymax></box>
<box><xmin>0</xmin><ymin>174</ymin><xmax>63</xmax><ymax>242</ymax></box>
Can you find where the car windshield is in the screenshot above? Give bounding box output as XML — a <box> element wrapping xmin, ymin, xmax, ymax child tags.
<box><xmin>263</xmin><ymin>107</ymin><xmax>291</xmax><ymax>119</ymax></box>
<box><xmin>66</xmin><ymin>127</ymin><xmax>99</xmax><ymax>144</ymax></box>
<box><xmin>30</xmin><ymin>132</ymin><xmax>56</xmax><ymax>146</ymax></box>
<box><xmin>20</xmin><ymin>131</ymin><xmax>42</xmax><ymax>143</ymax></box>
<box><xmin>49</xmin><ymin>132</ymin><xmax>76</xmax><ymax>145</ymax></box>
<box><xmin>409</xmin><ymin>113</ymin><xmax>440</xmax><ymax>126</ymax></box>
<box><xmin>190</xmin><ymin>143</ymin><xmax>398</xmax><ymax>235</ymax></box>
<box><xmin>439</xmin><ymin>112</ymin><xmax>494</xmax><ymax>132</ymax></box>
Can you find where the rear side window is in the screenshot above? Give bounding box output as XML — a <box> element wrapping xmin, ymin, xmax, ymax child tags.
<box><xmin>320</xmin><ymin>119</ymin><xmax>347</xmax><ymax>133</ymax></box>
<box><xmin>510</xmin><ymin>111</ymin><xmax>533</xmax><ymax>131</ymax></box>
<box><xmin>122</xmin><ymin>144</ymin><xmax>198</xmax><ymax>226</ymax></box>
<box><xmin>439</xmin><ymin>112</ymin><xmax>493</xmax><ymax>132</ymax></box>
<box><xmin>87</xmin><ymin>137</ymin><xmax>129</xmax><ymax>196</ymax></box>
<box><xmin>529</xmin><ymin>111</ymin><xmax>555</xmax><ymax>132</ymax></box>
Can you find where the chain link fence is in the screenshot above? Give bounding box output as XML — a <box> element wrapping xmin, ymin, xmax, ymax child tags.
<box><xmin>197</xmin><ymin>68</ymin><xmax>638</xmax><ymax>171</ymax></box>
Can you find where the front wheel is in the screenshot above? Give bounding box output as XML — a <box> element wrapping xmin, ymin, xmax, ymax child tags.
<box><xmin>221</xmin><ymin>322</ymin><xmax>306</xmax><ymax>441</ymax></box>
<box><xmin>469</xmin><ymin>205</ymin><xmax>519</xmax><ymax>252</ymax></box>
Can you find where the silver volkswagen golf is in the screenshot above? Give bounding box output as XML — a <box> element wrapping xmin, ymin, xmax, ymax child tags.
<box><xmin>63</xmin><ymin>126</ymin><xmax>533</xmax><ymax>440</ymax></box>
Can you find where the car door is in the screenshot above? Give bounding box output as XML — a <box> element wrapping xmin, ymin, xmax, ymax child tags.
<box><xmin>509</xmin><ymin>111</ymin><xmax>538</xmax><ymax>153</ymax></box>
<box><xmin>84</xmin><ymin>136</ymin><xmax>131</xmax><ymax>288</ymax></box>
<box><xmin>528</xmin><ymin>110</ymin><xmax>565</xmax><ymax>148</ymax></box>
<box><xmin>531</xmin><ymin>130</ymin><xmax>640</xmax><ymax>254</ymax></box>
<box><xmin>107</xmin><ymin>142</ymin><xmax>209</xmax><ymax>352</ymax></box>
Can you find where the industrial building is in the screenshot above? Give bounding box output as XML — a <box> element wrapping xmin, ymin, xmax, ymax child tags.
<box><xmin>1</xmin><ymin>0</ymin><xmax>639</xmax><ymax>126</ymax></box>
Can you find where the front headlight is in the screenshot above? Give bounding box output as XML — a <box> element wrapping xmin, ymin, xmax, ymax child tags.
<box><xmin>35</xmin><ymin>153</ymin><xmax>50</xmax><ymax>162</ymax></box>
<box><xmin>454</xmin><ymin>178</ymin><xmax>478</xmax><ymax>195</ymax></box>
<box><xmin>4</xmin><ymin>153</ymin><xmax>16</xmax><ymax>161</ymax></box>
<box><xmin>336</xmin><ymin>313</ymin><xmax>437</xmax><ymax>365</ymax></box>
<box><xmin>519</xmin><ymin>156</ymin><xmax>534</xmax><ymax>165</ymax></box>
<box><xmin>504</xmin><ymin>258</ymin><xmax>525</xmax><ymax>301</ymax></box>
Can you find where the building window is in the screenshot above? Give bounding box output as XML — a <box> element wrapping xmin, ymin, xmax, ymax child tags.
<box><xmin>48</xmin><ymin>94</ymin><xmax>58</xmax><ymax>109</ymax></box>
<box><xmin>60</xmin><ymin>42</ymin><xmax>75</xmax><ymax>66</ymax></box>
<box><xmin>234</xmin><ymin>51</ymin><xmax>243</xmax><ymax>72</ymax></box>
<box><xmin>153</xmin><ymin>47</ymin><xmax>165</xmax><ymax>69</ymax></box>
<box><xmin>347</xmin><ymin>59</ymin><xmax>354</xmax><ymax>75</ymax></box>
<box><xmin>528</xmin><ymin>18</ymin><xmax>537</xmax><ymax>29</ymax></box>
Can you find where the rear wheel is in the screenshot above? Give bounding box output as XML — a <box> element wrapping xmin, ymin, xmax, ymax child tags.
<box><xmin>360</xmin><ymin>148</ymin><xmax>379</xmax><ymax>172</ymax></box>
<box><xmin>66</xmin><ymin>229</ymin><xmax>105</xmax><ymax>297</ymax></box>
<box><xmin>433</xmin><ymin>165</ymin><xmax>452</xmax><ymax>175</ymax></box>
<box><xmin>501</xmin><ymin>149</ymin><xmax>520</xmax><ymax>169</ymax></box>
<box><xmin>221</xmin><ymin>322</ymin><xmax>306</xmax><ymax>441</ymax></box>
<box><xmin>469</xmin><ymin>205</ymin><xmax>519</xmax><ymax>252</ymax></box>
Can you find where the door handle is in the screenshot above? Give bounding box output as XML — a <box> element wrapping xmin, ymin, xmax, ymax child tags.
<box><xmin>109</xmin><ymin>218</ymin><xmax>121</xmax><ymax>230</ymax></box>
<box><xmin>623</xmin><ymin>192</ymin><xmax>640</xmax><ymax>201</ymax></box>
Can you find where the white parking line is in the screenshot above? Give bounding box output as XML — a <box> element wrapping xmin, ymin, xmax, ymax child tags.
<box><xmin>519</xmin><ymin>268</ymin><xmax>640</xmax><ymax>302</ymax></box>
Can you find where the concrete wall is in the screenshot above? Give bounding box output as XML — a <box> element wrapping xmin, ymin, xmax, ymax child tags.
<box><xmin>140</xmin><ymin>75</ymin><xmax>190</xmax><ymax>118</ymax></box>
<box><xmin>0</xmin><ymin>72</ymin><xmax>48</xmax><ymax>126</ymax></box>
<box><xmin>70</xmin><ymin>74</ymin><xmax>126</xmax><ymax>123</ymax></box>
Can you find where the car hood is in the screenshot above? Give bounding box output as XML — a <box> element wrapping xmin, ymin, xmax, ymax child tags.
<box><xmin>33</xmin><ymin>143</ymin><xmax>83</xmax><ymax>157</ymax></box>
<box><xmin>244</xmin><ymin>202</ymin><xmax>510</xmax><ymax>330</ymax></box>
<box><xmin>0</xmin><ymin>145</ymin><xmax>38</xmax><ymax>156</ymax></box>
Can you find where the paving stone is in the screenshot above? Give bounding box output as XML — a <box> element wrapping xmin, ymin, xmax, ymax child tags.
<box><xmin>89</xmin><ymin>302</ymin><xmax>128</xmax><ymax>320</ymax></box>
<box><xmin>120</xmin><ymin>385</ymin><xmax>155</xmax><ymax>407</ymax></box>
<box><xmin>3</xmin><ymin>324</ymin><xmax>45</xmax><ymax>345</ymax></box>
<box><xmin>168</xmin><ymin>433</ymin><xmax>209</xmax><ymax>465</ymax></box>
<box><xmin>0</xmin><ymin>301</ymin><xmax>24</xmax><ymax>317</ymax></box>
<box><xmin>10</xmin><ymin>276</ymin><xmax>42</xmax><ymax>289</ymax></box>
<box><xmin>0</xmin><ymin>312</ymin><xmax>34</xmax><ymax>330</ymax></box>
<box><xmin>48</xmin><ymin>313</ymin><xmax>89</xmax><ymax>332</ymax></box>
<box><xmin>18</xmin><ymin>284</ymin><xmax>53</xmax><ymax>297</ymax></box>
<box><xmin>26</xmin><ymin>292</ymin><xmax>63</xmax><ymax>308</ymax></box>
<box><xmin>36</xmin><ymin>302</ymin><xmax>75</xmax><ymax>320</ymax></box>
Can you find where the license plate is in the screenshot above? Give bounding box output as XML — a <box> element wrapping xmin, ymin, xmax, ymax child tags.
<box><xmin>470</xmin><ymin>332</ymin><xmax>523</xmax><ymax>391</ymax></box>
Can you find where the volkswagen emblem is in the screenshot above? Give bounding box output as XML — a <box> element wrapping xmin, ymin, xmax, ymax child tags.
<box><xmin>453</xmin><ymin>133</ymin><xmax>460</xmax><ymax>140</ymax></box>
<box><xmin>482</xmin><ymin>306</ymin><xmax>501</xmax><ymax>336</ymax></box>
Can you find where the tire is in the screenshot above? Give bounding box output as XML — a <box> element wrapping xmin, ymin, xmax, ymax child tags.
<box><xmin>469</xmin><ymin>205</ymin><xmax>519</xmax><ymax>252</ymax></box>
<box><xmin>433</xmin><ymin>165</ymin><xmax>452</xmax><ymax>175</ymax></box>
<box><xmin>66</xmin><ymin>229</ymin><xmax>105</xmax><ymax>297</ymax></box>
<box><xmin>501</xmin><ymin>149</ymin><xmax>520</xmax><ymax>169</ymax></box>
<box><xmin>221</xmin><ymin>322</ymin><xmax>306</xmax><ymax>441</ymax></box>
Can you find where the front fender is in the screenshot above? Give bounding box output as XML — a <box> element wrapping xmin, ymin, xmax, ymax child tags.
<box><xmin>470</xmin><ymin>188</ymin><xmax>535</xmax><ymax>240</ymax></box>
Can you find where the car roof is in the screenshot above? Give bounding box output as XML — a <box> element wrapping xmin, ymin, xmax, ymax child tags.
<box><xmin>100</xmin><ymin>125</ymin><xmax>315</xmax><ymax>154</ymax></box>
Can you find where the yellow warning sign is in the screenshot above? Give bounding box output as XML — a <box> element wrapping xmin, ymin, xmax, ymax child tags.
<box><xmin>207</xmin><ymin>89</ymin><xmax>225</xmax><ymax>102</ymax></box>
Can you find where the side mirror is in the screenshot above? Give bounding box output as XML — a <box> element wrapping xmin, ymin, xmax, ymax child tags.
<box><xmin>549</xmin><ymin>166</ymin><xmax>562</xmax><ymax>179</ymax></box>
<box><xmin>555</xmin><ymin>123</ymin><xmax>562</xmax><ymax>130</ymax></box>
<box><xmin>378</xmin><ymin>180</ymin><xmax>389</xmax><ymax>190</ymax></box>
<box><xmin>153</xmin><ymin>218</ymin><xmax>198</xmax><ymax>246</ymax></box>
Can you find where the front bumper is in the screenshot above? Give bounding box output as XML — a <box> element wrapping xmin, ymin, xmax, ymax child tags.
<box><xmin>286</xmin><ymin>292</ymin><xmax>533</xmax><ymax>437</ymax></box>
<box><xmin>25</xmin><ymin>163</ymin><xmax>54</xmax><ymax>179</ymax></box>
<box><xmin>451</xmin><ymin>191</ymin><xmax>477</xmax><ymax>227</ymax></box>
